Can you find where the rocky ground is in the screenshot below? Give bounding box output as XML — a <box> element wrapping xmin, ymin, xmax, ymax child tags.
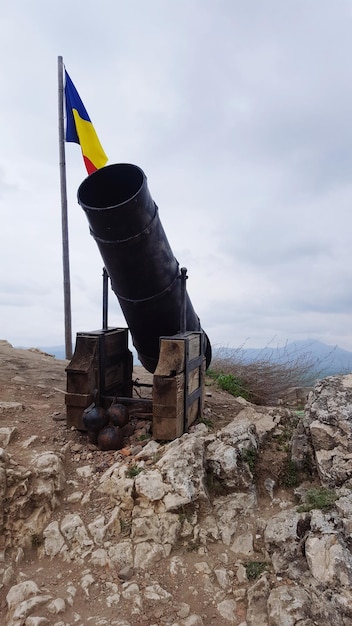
<box><xmin>1</xmin><ymin>339</ymin><xmax>352</xmax><ymax>625</ymax></box>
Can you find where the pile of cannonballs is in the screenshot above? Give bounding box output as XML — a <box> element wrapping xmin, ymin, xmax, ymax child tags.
<box><xmin>82</xmin><ymin>401</ymin><xmax>132</xmax><ymax>451</ymax></box>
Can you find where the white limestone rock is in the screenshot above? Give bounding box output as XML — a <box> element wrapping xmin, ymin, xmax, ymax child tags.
<box><xmin>230</xmin><ymin>529</ymin><xmax>254</xmax><ymax>556</ymax></box>
<box><xmin>107</xmin><ymin>540</ymin><xmax>134</xmax><ymax>569</ymax></box>
<box><xmin>135</xmin><ymin>468</ymin><xmax>166</xmax><ymax>501</ymax></box>
<box><xmin>98</xmin><ymin>462</ymin><xmax>135</xmax><ymax>510</ymax></box>
<box><xmin>305</xmin><ymin>534</ymin><xmax>352</xmax><ymax>586</ymax></box>
<box><xmin>156</xmin><ymin>435</ymin><xmax>207</xmax><ymax>504</ymax></box>
<box><xmin>264</xmin><ymin>509</ymin><xmax>308</xmax><ymax>577</ymax></box>
<box><xmin>12</xmin><ymin>596</ymin><xmax>52</xmax><ymax>622</ymax></box>
<box><xmin>0</xmin><ymin>427</ymin><xmax>17</xmax><ymax>447</ymax></box>
<box><xmin>267</xmin><ymin>585</ymin><xmax>311</xmax><ymax>625</ymax></box>
<box><xmin>43</xmin><ymin>521</ymin><xmax>66</xmax><ymax>558</ymax></box>
<box><xmin>246</xmin><ymin>573</ymin><xmax>270</xmax><ymax>626</ymax></box>
<box><xmin>305</xmin><ymin>375</ymin><xmax>352</xmax><ymax>485</ymax></box>
<box><xmin>216</xmin><ymin>598</ymin><xmax>237</xmax><ymax>622</ymax></box>
<box><xmin>144</xmin><ymin>582</ymin><xmax>172</xmax><ymax>603</ymax></box>
<box><xmin>133</xmin><ymin>541</ymin><xmax>166</xmax><ymax>569</ymax></box>
<box><xmin>6</xmin><ymin>580</ymin><xmax>40</xmax><ymax>611</ymax></box>
<box><xmin>47</xmin><ymin>597</ymin><xmax>66</xmax><ymax>614</ymax></box>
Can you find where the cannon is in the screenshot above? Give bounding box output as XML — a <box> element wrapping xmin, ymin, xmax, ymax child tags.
<box><xmin>77</xmin><ymin>163</ymin><xmax>211</xmax><ymax>372</ymax></box>
<box><xmin>66</xmin><ymin>163</ymin><xmax>211</xmax><ymax>442</ymax></box>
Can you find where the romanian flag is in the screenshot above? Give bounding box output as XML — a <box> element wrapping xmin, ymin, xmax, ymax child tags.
<box><xmin>64</xmin><ymin>70</ymin><xmax>108</xmax><ymax>175</ymax></box>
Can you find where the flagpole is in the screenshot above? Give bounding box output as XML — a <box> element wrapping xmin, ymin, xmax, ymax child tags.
<box><xmin>58</xmin><ymin>55</ymin><xmax>73</xmax><ymax>360</ymax></box>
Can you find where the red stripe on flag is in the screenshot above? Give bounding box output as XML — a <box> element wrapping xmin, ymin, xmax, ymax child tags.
<box><xmin>83</xmin><ymin>156</ymin><xmax>98</xmax><ymax>175</ymax></box>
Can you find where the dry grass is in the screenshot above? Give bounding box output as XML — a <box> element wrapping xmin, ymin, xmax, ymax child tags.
<box><xmin>208</xmin><ymin>343</ymin><xmax>325</xmax><ymax>406</ymax></box>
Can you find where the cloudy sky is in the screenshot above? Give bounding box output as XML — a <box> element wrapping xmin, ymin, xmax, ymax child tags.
<box><xmin>1</xmin><ymin>0</ymin><xmax>352</xmax><ymax>356</ymax></box>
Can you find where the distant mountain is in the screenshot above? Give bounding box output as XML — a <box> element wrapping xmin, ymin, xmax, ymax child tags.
<box><xmin>214</xmin><ymin>340</ymin><xmax>352</xmax><ymax>378</ymax></box>
<box><xmin>22</xmin><ymin>339</ymin><xmax>352</xmax><ymax>379</ymax></box>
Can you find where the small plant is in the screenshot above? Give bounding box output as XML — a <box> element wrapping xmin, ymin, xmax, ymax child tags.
<box><xmin>152</xmin><ymin>451</ymin><xmax>162</xmax><ymax>464</ymax></box>
<box><xmin>274</xmin><ymin>427</ymin><xmax>293</xmax><ymax>449</ymax></box>
<box><xmin>273</xmin><ymin>416</ymin><xmax>300</xmax><ymax>451</ymax></box>
<box><xmin>31</xmin><ymin>534</ymin><xmax>42</xmax><ymax>548</ymax></box>
<box><xmin>205</xmin><ymin>471</ymin><xmax>228</xmax><ymax>496</ymax></box>
<box><xmin>120</xmin><ymin>517</ymin><xmax>132</xmax><ymax>536</ymax></box>
<box><xmin>199</xmin><ymin>416</ymin><xmax>214</xmax><ymax>429</ymax></box>
<box><xmin>301</xmin><ymin>451</ymin><xmax>314</xmax><ymax>477</ymax></box>
<box><xmin>298</xmin><ymin>487</ymin><xmax>338</xmax><ymax>512</ymax></box>
<box><xmin>215</xmin><ymin>372</ymin><xmax>250</xmax><ymax>400</ymax></box>
<box><xmin>281</xmin><ymin>459</ymin><xmax>300</xmax><ymax>488</ymax></box>
<box><xmin>245</xmin><ymin>561</ymin><xmax>267</xmax><ymax>580</ymax></box>
<box><xmin>242</xmin><ymin>448</ymin><xmax>258</xmax><ymax>473</ymax></box>
<box><xmin>126</xmin><ymin>465</ymin><xmax>143</xmax><ymax>478</ymax></box>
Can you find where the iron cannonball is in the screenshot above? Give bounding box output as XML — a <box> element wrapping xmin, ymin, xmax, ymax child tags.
<box><xmin>107</xmin><ymin>403</ymin><xmax>129</xmax><ymax>428</ymax></box>
<box><xmin>98</xmin><ymin>424</ymin><xmax>124</xmax><ymax>451</ymax></box>
<box><xmin>83</xmin><ymin>405</ymin><xmax>109</xmax><ymax>433</ymax></box>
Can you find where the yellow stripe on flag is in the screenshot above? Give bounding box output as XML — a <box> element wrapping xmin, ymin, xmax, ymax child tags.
<box><xmin>73</xmin><ymin>109</ymin><xmax>108</xmax><ymax>171</ymax></box>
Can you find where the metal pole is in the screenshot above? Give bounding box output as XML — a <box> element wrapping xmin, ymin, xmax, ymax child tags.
<box><xmin>58</xmin><ymin>55</ymin><xmax>73</xmax><ymax>360</ymax></box>
<box><xmin>180</xmin><ymin>267</ymin><xmax>188</xmax><ymax>334</ymax></box>
<box><xmin>102</xmin><ymin>267</ymin><xmax>109</xmax><ymax>330</ymax></box>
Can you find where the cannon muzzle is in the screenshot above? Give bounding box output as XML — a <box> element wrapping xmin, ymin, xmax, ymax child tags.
<box><xmin>77</xmin><ymin>163</ymin><xmax>211</xmax><ymax>373</ymax></box>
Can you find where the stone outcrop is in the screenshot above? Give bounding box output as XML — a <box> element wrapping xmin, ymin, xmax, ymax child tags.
<box><xmin>0</xmin><ymin>448</ymin><xmax>65</xmax><ymax>552</ymax></box>
<box><xmin>2</xmin><ymin>371</ymin><xmax>352</xmax><ymax>624</ymax></box>
<box><xmin>304</xmin><ymin>373</ymin><xmax>352</xmax><ymax>486</ymax></box>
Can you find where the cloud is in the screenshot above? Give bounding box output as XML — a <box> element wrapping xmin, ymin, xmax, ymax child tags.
<box><xmin>1</xmin><ymin>0</ymin><xmax>352</xmax><ymax>353</ymax></box>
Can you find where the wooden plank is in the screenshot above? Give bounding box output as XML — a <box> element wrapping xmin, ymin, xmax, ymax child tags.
<box><xmin>153</xmin><ymin>411</ymin><xmax>184</xmax><ymax>440</ymax></box>
<box><xmin>66</xmin><ymin>405</ymin><xmax>88</xmax><ymax>430</ymax></box>
<box><xmin>153</xmin><ymin>333</ymin><xmax>202</xmax><ymax>378</ymax></box>
<box><xmin>104</xmin><ymin>363</ymin><xmax>125</xmax><ymax>389</ymax></box>
<box><xmin>187</xmin><ymin>367</ymin><xmax>200</xmax><ymax>395</ymax></box>
<box><xmin>187</xmin><ymin>333</ymin><xmax>201</xmax><ymax>361</ymax></box>
<box><xmin>153</xmin><ymin>373</ymin><xmax>184</xmax><ymax>440</ymax></box>
<box><xmin>154</xmin><ymin>339</ymin><xmax>185</xmax><ymax>376</ymax></box>
<box><xmin>66</xmin><ymin>371</ymin><xmax>98</xmax><ymax>394</ymax></box>
<box><xmin>153</xmin><ymin>374</ymin><xmax>184</xmax><ymax>407</ymax></box>
<box><xmin>104</xmin><ymin>328</ymin><xmax>129</xmax><ymax>358</ymax></box>
<box><xmin>66</xmin><ymin>334</ymin><xmax>99</xmax><ymax>394</ymax></box>
<box><xmin>65</xmin><ymin>392</ymin><xmax>94</xmax><ymax>407</ymax></box>
<box><xmin>153</xmin><ymin>402</ymin><xmax>183</xmax><ymax>420</ymax></box>
<box><xmin>185</xmin><ymin>357</ymin><xmax>205</xmax><ymax>428</ymax></box>
<box><xmin>187</xmin><ymin>401</ymin><xmax>199</xmax><ymax>427</ymax></box>
<box><xmin>104</xmin><ymin>352</ymin><xmax>133</xmax><ymax>397</ymax></box>
<box><xmin>66</xmin><ymin>336</ymin><xmax>98</xmax><ymax>374</ymax></box>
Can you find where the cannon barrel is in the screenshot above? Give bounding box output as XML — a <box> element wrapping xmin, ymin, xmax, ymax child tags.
<box><xmin>77</xmin><ymin>163</ymin><xmax>211</xmax><ymax>373</ymax></box>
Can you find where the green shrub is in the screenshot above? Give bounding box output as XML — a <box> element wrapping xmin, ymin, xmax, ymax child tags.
<box><xmin>207</xmin><ymin>369</ymin><xmax>250</xmax><ymax>400</ymax></box>
<box><xmin>298</xmin><ymin>487</ymin><xmax>338</xmax><ymax>512</ymax></box>
<box><xmin>245</xmin><ymin>561</ymin><xmax>267</xmax><ymax>580</ymax></box>
<box><xmin>217</xmin><ymin>373</ymin><xmax>250</xmax><ymax>399</ymax></box>
<box><xmin>126</xmin><ymin>465</ymin><xmax>143</xmax><ymax>478</ymax></box>
<box><xmin>241</xmin><ymin>448</ymin><xmax>258</xmax><ymax>473</ymax></box>
<box><xmin>281</xmin><ymin>459</ymin><xmax>300</xmax><ymax>488</ymax></box>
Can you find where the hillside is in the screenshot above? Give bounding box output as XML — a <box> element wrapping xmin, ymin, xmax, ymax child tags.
<box><xmin>2</xmin><ymin>339</ymin><xmax>352</xmax><ymax>624</ymax></box>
